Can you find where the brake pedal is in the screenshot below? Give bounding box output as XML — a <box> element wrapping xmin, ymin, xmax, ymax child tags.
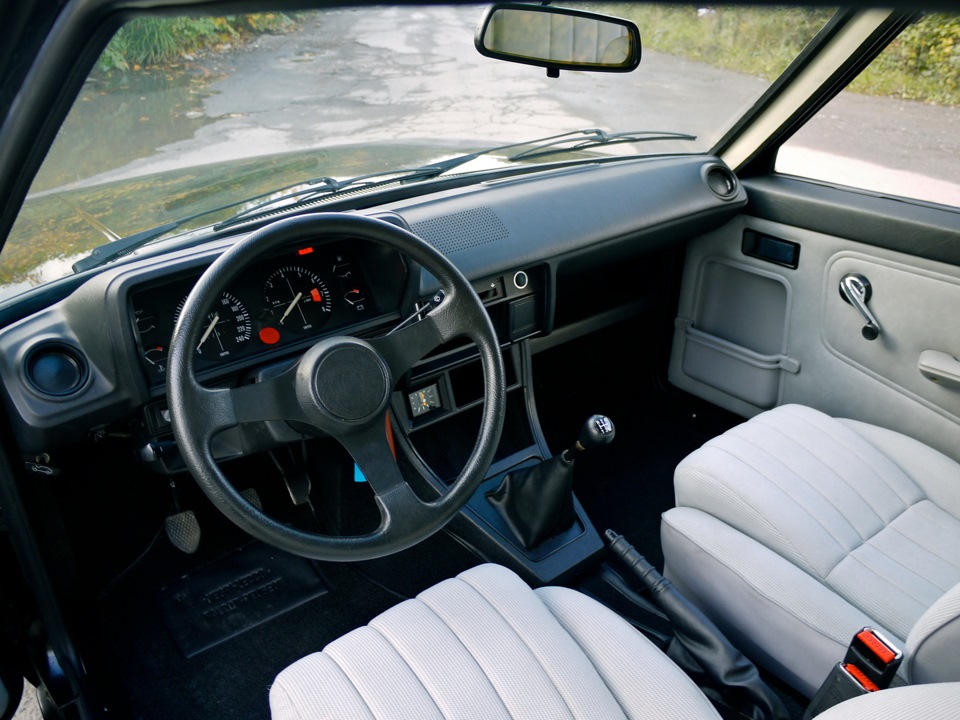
<box><xmin>165</xmin><ymin>510</ymin><xmax>201</xmax><ymax>554</ymax></box>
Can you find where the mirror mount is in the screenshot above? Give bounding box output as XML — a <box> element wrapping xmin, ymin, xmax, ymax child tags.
<box><xmin>475</xmin><ymin>2</ymin><xmax>641</xmax><ymax>78</ymax></box>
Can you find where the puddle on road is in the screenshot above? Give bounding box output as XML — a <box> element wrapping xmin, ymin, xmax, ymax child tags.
<box><xmin>31</xmin><ymin>69</ymin><xmax>217</xmax><ymax>194</ymax></box>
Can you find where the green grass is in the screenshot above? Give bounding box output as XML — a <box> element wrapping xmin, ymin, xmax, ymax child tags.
<box><xmin>97</xmin><ymin>14</ymin><xmax>296</xmax><ymax>72</ymax></box>
<box><xmin>599</xmin><ymin>4</ymin><xmax>833</xmax><ymax>79</ymax></box>
<box><xmin>595</xmin><ymin>5</ymin><xmax>960</xmax><ymax>106</ymax></box>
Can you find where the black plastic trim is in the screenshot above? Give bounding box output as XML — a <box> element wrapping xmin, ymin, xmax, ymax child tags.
<box><xmin>743</xmin><ymin>175</ymin><xmax>960</xmax><ymax>266</ymax></box>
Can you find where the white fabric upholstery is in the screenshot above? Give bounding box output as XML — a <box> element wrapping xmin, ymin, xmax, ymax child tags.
<box><xmin>663</xmin><ymin>404</ymin><xmax>960</xmax><ymax>697</ymax></box>
<box><xmin>270</xmin><ymin>563</ymin><xmax>721</xmax><ymax>720</ymax></box>
<box><xmin>906</xmin><ymin>583</ymin><xmax>960</xmax><ymax>685</ymax></box>
<box><xmin>270</xmin><ymin>562</ymin><xmax>960</xmax><ymax>719</ymax></box>
<box><xmin>661</xmin><ymin>507</ymin><xmax>890</xmax><ymax>696</ymax></box>
<box><xmin>816</xmin><ymin>683</ymin><xmax>960</xmax><ymax>720</ymax></box>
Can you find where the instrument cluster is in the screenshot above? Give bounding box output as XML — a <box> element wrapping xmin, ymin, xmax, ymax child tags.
<box><xmin>130</xmin><ymin>238</ymin><xmax>396</xmax><ymax>387</ymax></box>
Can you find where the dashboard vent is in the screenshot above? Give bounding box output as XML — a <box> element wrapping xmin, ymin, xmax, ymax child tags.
<box><xmin>703</xmin><ymin>164</ymin><xmax>739</xmax><ymax>199</ymax></box>
<box><xmin>24</xmin><ymin>343</ymin><xmax>89</xmax><ymax>397</ymax></box>
<box><xmin>410</xmin><ymin>207</ymin><xmax>509</xmax><ymax>254</ymax></box>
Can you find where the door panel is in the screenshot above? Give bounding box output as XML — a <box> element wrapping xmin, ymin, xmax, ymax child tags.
<box><xmin>669</xmin><ymin>179</ymin><xmax>960</xmax><ymax>463</ymax></box>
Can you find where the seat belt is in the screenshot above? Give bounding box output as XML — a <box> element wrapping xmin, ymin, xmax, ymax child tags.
<box><xmin>803</xmin><ymin>628</ymin><xmax>903</xmax><ymax>719</ymax></box>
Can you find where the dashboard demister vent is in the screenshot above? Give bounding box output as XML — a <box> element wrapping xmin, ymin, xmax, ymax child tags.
<box><xmin>703</xmin><ymin>164</ymin><xmax>739</xmax><ymax>200</ymax></box>
<box><xmin>410</xmin><ymin>207</ymin><xmax>509</xmax><ymax>254</ymax></box>
<box><xmin>24</xmin><ymin>343</ymin><xmax>89</xmax><ymax>397</ymax></box>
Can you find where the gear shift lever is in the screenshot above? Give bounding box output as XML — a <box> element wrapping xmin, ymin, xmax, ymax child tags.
<box><xmin>488</xmin><ymin>415</ymin><xmax>615</xmax><ymax>550</ymax></box>
<box><xmin>563</xmin><ymin>413</ymin><xmax>616</xmax><ymax>460</ymax></box>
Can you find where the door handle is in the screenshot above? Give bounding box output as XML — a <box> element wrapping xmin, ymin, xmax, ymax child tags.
<box><xmin>839</xmin><ymin>273</ymin><xmax>881</xmax><ymax>341</ymax></box>
<box><xmin>918</xmin><ymin>350</ymin><xmax>960</xmax><ymax>390</ymax></box>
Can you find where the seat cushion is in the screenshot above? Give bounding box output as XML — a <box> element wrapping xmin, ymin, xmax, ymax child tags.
<box><xmin>816</xmin><ymin>683</ymin><xmax>960</xmax><ymax>720</ymax></box>
<box><xmin>663</xmin><ymin>404</ymin><xmax>960</xmax><ymax>696</ymax></box>
<box><xmin>270</xmin><ymin>563</ymin><xmax>721</xmax><ymax>720</ymax></box>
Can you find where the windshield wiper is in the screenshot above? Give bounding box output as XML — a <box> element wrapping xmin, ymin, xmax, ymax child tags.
<box><xmin>211</xmin><ymin>162</ymin><xmax>473</xmax><ymax>232</ymax></box>
<box><xmin>507</xmin><ymin>128</ymin><xmax>697</xmax><ymax>161</ymax></box>
<box><xmin>72</xmin><ymin>162</ymin><xmax>481</xmax><ymax>273</ymax></box>
<box><xmin>72</xmin><ymin>128</ymin><xmax>696</xmax><ymax>274</ymax></box>
<box><xmin>214</xmin><ymin>128</ymin><xmax>697</xmax><ymax>230</ymax></box>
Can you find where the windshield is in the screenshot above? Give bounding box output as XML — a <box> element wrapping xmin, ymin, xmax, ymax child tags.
<box><xmin>0</xmin><ymin>3</ymin><xmax>834</xmax><ymax>302</ymax></box>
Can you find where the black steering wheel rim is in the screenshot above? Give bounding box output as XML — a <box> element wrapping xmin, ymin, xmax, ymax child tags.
<box><xmin>166</xmin><ymin>212</ymin><xmax>505</xmax><ymax>561</ymax></box>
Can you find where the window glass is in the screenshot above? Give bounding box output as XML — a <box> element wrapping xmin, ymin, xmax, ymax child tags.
<box><xmin>776</xmin><ymin>13</ymin><xmax>960</xmax><ymax>207</ymax></box>
<box><xmin>1</xmin><ymin>4</ymin><xmax>834</xmax><ymax>301</ymax></box>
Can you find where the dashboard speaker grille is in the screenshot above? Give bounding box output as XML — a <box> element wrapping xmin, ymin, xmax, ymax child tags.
<box><xmin>410</xmin><ymin>207</ymin><xmax>509</xmax><ymax>254</ymax></box>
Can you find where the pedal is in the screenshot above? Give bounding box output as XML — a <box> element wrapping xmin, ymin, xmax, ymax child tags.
<box><xmin>241</xmin><ymin>487</ymin><xmax>262</xmax><ymax>511</ymax></box>
<box><xmin>165</xmin><ymin>510</ymin><xmax>201</xmax><ymax>554</ymax></box>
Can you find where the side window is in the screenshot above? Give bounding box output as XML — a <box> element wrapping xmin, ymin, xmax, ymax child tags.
<box><xmin>776</xmin><ymin>13</ymin><xmax>960</xmax><ymax>207</ymax></box>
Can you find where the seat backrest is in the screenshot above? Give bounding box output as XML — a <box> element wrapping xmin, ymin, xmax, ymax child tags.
<box><xmin>905</xmin><ymin>581</ymin><xmax>960</xmax><ymax>684</ymax></box>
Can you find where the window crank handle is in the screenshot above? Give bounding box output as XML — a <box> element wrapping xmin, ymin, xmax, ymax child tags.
<box><xmin>839</xmin><ymin>273</ymin><xmax>881</xmax><ymax>341</ymax></box>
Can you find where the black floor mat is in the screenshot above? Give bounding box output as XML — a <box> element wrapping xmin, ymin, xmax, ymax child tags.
<box><xmin>98</xmin><ymin>539</ymin><xmax>402</xmax><ymax>720</ymax></box>
<box><xmin>160</xmin><ymin>542</ymin><xmax>329</xmax><ymax>658</ymax></box>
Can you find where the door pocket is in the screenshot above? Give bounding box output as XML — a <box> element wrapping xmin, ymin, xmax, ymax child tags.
<box><xmin>678</xmin><ymin>259</ymin><xmax>798</xmax><ymax>409</ymax></box>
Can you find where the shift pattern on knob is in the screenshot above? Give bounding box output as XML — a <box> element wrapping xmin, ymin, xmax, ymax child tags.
<box><xmin>576</xmin><ymin>414</ymin><xmax>615</xmax><ymax>451</ymax></box>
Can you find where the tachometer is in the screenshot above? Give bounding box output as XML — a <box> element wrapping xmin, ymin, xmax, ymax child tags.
<box><xmin>262</xmin><ymin>265</ymin><xmax>332</xmax><ymax>333</ymax></box>
<box><xmin>175</xmin><ymin>291</ymin><xmax>253</xmax><ymax>360</ymax></box>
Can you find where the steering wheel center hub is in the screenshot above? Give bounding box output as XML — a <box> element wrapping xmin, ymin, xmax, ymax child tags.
<box><xmin>298</xmin><ymin>337</ymin><xmax>391</xmax><ymax>426</ymax></box>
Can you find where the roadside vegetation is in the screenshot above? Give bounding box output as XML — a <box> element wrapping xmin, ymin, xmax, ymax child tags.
<box><xmin>96</xmin><ymin>13</ymin><xmax>296</xmax><ymax>72</ymax></box>
<box><xmin>602</xmin><ymin>5</ymin><xmax>960</xmax><ymax>106</ymax></box>
<box><xmin>854</xmin><ymin>13</ymin><xmax>960</xmax><ymax>104</ymax></box>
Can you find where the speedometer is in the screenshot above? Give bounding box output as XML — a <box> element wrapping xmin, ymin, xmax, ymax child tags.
<box><xmin>175</xmin><ymin>291</ymin><xmax>253</xmax><ymax>360</ymax></box>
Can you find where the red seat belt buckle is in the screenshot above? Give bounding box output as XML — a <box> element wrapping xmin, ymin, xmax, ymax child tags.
<box><xmin>843</xmin><ymin>627</ymin><xmax>902</xmax><ymax>690</ymax></box>
<box><xmin>841</xmin><ymin>663</ymin><xmax>880</xmax><ymax>692</ymax></box>
<box><xmin>803</xmin><ymin>630</ymin><xmax>903</xmax><ymax>719</ymax></box>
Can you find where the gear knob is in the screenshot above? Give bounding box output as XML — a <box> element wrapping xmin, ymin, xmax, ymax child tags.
<box><xmin>578</xmin><ymin>414</ymin><xmax>615</xmax><ymax>449</ymax></box>
<box><xmin>562</xmin><ymin>414</ymin><xmax>615</xmax><ymax>461</ymax></box>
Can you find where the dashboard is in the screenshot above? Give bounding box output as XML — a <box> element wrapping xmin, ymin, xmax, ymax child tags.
<box><xmin>0</xmin><ymin>155</ymin><xmax>746</xmax><ymax>456</ymax></box>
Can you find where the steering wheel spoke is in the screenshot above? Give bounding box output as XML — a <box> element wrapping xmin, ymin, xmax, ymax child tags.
<box><xmin>229</xmin><ymin>365</ymin><xmax>309</xmax><ymax>426</ymax></box>
<box><xmin>369</xmin><ymin>303</ymin><xmax>451</xmax><ymax>378</ymax></box>
<box><xmin>338</xmin><ymin>418</ymin><xmax>407</xmax><ymax>497</ymax></box>
<box><xmin>338</xmin><ymin>420</ymin><xmax>439</xmax><ymax>545</ymax></box>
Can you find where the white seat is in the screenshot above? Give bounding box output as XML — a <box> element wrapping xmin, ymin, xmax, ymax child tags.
<box><xmin>270</xmin><ymin>563</ymin><xmax>721</xmax><ymax>720</ymax></box>
<box><xmin>661</xmin><ymin>404</ymin><xmax>960</xmax><ymax>698</ymax></box>
<box><xmin>270</xmin><ymin>562</ymin><xmax>960</xmax><ymax>719</ymax></box>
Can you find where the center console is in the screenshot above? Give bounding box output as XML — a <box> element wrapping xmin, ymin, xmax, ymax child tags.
<box><xmin>391</xmin><ymin>264</ymin><xmax>606</xmax><ymax>585</ymax></box>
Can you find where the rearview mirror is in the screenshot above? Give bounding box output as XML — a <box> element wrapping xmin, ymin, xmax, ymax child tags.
<box><xmin>475</xmin><ymin>3</ymin><xmax>641</xmax><ymax>77</ymax></box>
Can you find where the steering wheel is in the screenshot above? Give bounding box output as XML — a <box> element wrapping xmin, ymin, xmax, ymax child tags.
<box><xmin>166</xmin><ymin>213</ymin><xmax>505</xmax><ymax>561</ymax></box>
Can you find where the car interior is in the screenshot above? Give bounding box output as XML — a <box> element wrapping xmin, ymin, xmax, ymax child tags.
<box><xmin>0</xmin><ymin>2</ymin><xmax>959</xmax><ymax>720</ymax></box>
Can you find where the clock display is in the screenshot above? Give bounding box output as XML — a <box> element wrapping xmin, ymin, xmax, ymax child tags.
<box><xmin>408</xmin><ymin>383</ymin><xmax>442</xmax><ymax>417</ymax></box>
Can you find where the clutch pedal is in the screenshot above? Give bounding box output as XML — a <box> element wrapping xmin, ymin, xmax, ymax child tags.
<box><xmin>165</xmin><ymin>510</ymin><xmax>201</xmax><ymax>554</ymax></box>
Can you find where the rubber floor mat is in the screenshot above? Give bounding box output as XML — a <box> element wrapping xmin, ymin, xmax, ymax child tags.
<box><xmin>160</xmin><ymin>542</ymin><xmax>328</xmax><ymax>658</ymax></box>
